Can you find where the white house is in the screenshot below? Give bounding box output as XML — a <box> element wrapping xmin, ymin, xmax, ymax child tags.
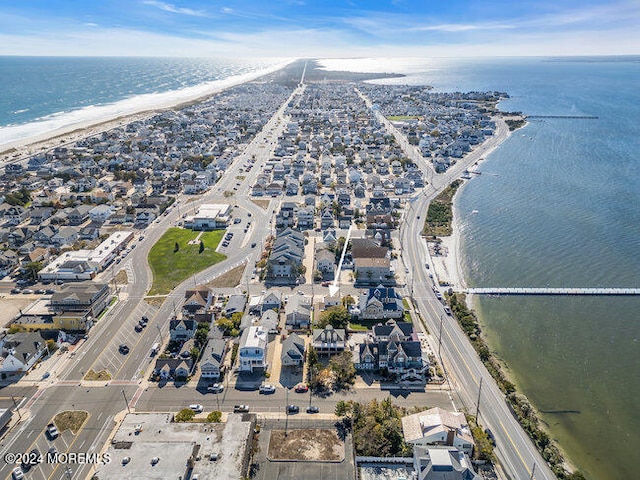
<box><xmin>401</xmin><ymin>407</ymin><xmax>475</xmax><ymax>456</ymax></box>
<box><xmin>238</xmin><ymin>326</ymin><xmax>267</xmax><ymax>372</ymax></box>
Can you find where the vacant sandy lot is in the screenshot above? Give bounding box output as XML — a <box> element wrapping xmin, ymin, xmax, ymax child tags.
<box><xmin>268</xmin><ymin>429</ymin><xmax>344</xmax><ymax>461</ymax></box>
<box><xmin>0</xmin><ymin>295</ymin><xmax>38</xmax><ymax>327</ymax></box>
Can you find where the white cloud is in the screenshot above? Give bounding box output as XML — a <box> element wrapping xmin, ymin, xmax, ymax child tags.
<box><xmin>411</xmin><ymin>23</ymin><xmax>515</xmax><ymax>32</ymax></box>
<box><xmin>143</xmin><ymin>1</ymin><xmax>206</xmax><ymax>17</ymax></box>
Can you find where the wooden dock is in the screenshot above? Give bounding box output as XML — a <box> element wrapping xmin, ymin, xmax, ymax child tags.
<box><xmin>465</xmin><ymin>287</ymin><xmax>640</xmax><ymax>296</ymax></box>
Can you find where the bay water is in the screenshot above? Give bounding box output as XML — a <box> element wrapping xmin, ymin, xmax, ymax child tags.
<box><xmin>322</xmin><ymin>56</ymin><xmax>640</xmax><ymax>479</ymax></box>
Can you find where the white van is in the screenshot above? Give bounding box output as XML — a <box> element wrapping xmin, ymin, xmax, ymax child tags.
<box><xmin>150</xmin><ymin>343</ymin><xmax>160</xmax><ymax>356</ymax></box>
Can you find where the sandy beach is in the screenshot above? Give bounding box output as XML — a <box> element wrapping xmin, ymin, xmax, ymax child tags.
<box><xmin>0</xmin><ymin>60</ymin><xmax>293</xmax><ymax>160</ymax></box>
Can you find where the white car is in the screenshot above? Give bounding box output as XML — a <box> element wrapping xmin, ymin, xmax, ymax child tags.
<box><xmin>207</xmin><ymin>383</ymin><xmax>224</xmax><ymax>393</ymax></box>
<box><xmin>189</xmin><ymin>404</ymin><xmax>203</xmax><ymax>413</ymax></box>
<box><xmin>259</xmin><ymin>384</ymin><xmax>276</xmax><ymax>394</ymax></box>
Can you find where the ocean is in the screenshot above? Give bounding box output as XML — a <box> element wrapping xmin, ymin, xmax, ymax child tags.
<box><xmin>0</xmin><ymin>56</ymin><xmax>290</xmax><ymax>147</ymax></box>
<box><xmin>321</xmin><ymin>56</ymin><xmax>640</xmax><ymax>480</ymax></box>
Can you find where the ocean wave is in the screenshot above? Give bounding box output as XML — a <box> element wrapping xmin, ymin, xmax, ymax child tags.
<box><xmin>0</xmin><ymin>59</ymin><xmax>294</xmax><ymax>149</ymax></box>
<box><xmin>12</xmin><ymin>109</ymin><xmax>29</xmax><ymax>114</ymax></box>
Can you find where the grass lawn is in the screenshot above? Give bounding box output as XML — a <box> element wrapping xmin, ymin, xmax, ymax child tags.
<box><xmin>54</xmin><ymin>411</ymin><xmax>88</xmax><ymax>434</ymax></box>
<box><xmin>84</xmin><ymin>369</ymin><xmax>111</xmax><ymax>381</ymax></box>
<box><xmin>148</xmin><ymin>228</ymin><xmax>226</xmax><ymax>295</ymax></box>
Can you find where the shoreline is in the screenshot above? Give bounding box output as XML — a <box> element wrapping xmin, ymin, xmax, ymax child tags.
<box><xmin>0</xmin><ymin>60</ymin><xmax>295</xmax><ymax>159</ymax></box>
<box><xmin>428</xmin><ymin>117</ymin><xmax>518</xmax><ymax>293</ymax></box>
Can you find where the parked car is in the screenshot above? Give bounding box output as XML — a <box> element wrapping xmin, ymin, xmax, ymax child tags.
<box><xmin>286</xmin><ymin>405</ymin><xmax>299</xmax><ymax>414</ymax></box>
<box><xmin>119</xmin><ymin>344</ymin><xmax>129</xmax><ymax>354</ymax></box>
<box><xmin>250</xmin><ymin>242</ymin><xmax>256</xmax><ymax>248</ymax></box>
<box><xmin>12</xmin><ymin>467</ymin><xmax>24</xmax><ymax>480</ymax></box>
<box><xmin>22</xmin><ymin>289</ymin><xmax>34</xmax><ymax>294</ymax></box>
<box><xmin>294</xmin><ymin>383</ymin><xmax>308</xmax><ymax>393</ymax></box>
<box><xmin>189</xmin><ymin>404</ymin><xmax>203</xmax><ymax>413</ymax></box>
<box><xmin>233</xmin><ymin>405</ymin><xmax>250</xmax><ymax>413</ymax></box>
<box><xmin>306</xmin><ymin>406</ymin><xmax>319</xmax><ymax>414</ymax></box>
<box><xmin>444</xmin><ymin>306</ymin><xmax>452</xmax><ymax>315</ymax></box>
<box><xmin>259</xmin><ymin>384</ymin><xmax>275</xmax><ymax>394</ymax></box>
<box><xmin>485</xmin><ymin>428</ymin><xmax>496</xmax><ymax>446</ymax></box>
<box><xmin>135</xmin><ymin>324</ymin><xmax>143</xmax><ymax>332</ymax></box>
<box><xmin>207</xmin><ymin>383</ymin><xmax>224</xmax><ymax>393</ymax></box>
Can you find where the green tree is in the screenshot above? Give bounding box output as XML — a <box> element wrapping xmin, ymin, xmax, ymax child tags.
<box><xmin>329</xmin><ymin>351</ymin><xmax>356</xmax><ymax>388</ymax></box>
<box><xmin>334</xmin><ymin>237</ymin><xmax>346</xmax><ymax>263</ymax></box>
<box><xmin>23</xmin><ymin>261</ymin><xmax>43</xmax><ymax>281</ymax></box>
<box><xmin>199</xmin><ymin>240</ymin><xmax>205</xmax><ymax>254</ymax></box>
<box><xmin>341</xmin><ymin>295</ymin><xmax>355</xmax><ymax>307</ymax></box>
<box><xmin>335</xmin><ymin>400</ymin><xmax>352</xmax><ymax>417</ymax></box>
<box><xmin>318</xmin><ymin>306</ymin><xmax>350</xmax><ymax>329</ymax></box>
<box><xmin>175</xmin><ymin>408</ymin><xmax>196</xmax><ymax>422</ymax></box>
<box><xmin>206</xmin><ymin>411</ymin><xmax>222</xmax><ymax>423</ymax></box>
<box><xmin>195</xmin><ymin>327</ymin><xmax>208</xmax><ymax>347</ymax></box>
<box><xmin>190</xmin><ymin>347</ymin><xmax>200</xmax><ymax>362</ymax></box>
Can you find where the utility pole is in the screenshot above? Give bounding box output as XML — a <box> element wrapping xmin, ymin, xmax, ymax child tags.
<box><xmin>11</xmin><ymin>395</ymin><xmax>22</xmax><ymax>420</ymax></box>
<box><xmin>530</xmin><ymin>462</ymin><xmax>537</xmax><ymax>480</ymax></box>
<box><xmin>284</xmin><ymin>388</ymin><xmax>289</xmax><ymax>437</ymax></box>
<box><xmin>122</xmin><ymin>389</ymin><xmax>131</xmax><ymax>414</ymax></box>
<box><xmin>438</xmin><ymin>315</ymin><xmax>444</xmax><ymax>358</ymax></box>
<box><xmin>475</xmin><ymin>377</ymin><xmax>483</xmax><ymax>420</ymax></box>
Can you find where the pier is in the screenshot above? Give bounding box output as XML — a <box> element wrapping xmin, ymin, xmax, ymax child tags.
<box><xmin>525</xmin><ymin>115</ymin><xmax>599</xmax><ymax>119</ymax></box>
<box><xmin>465</xmin><ymin>287</ymin><xmax>640</xmax><ymax>296</ymax></box>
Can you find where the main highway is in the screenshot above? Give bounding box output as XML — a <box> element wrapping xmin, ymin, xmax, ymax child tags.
<box><xmin>391</xmin><ymin>112</ymin><xmax>557</xmax><ymax>480</ymax></box>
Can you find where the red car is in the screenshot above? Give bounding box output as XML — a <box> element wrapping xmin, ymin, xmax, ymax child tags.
<box><xmin>294</xmin><ymin>383</ymin><xmax>308</xmax><ymax>393</ymax></box>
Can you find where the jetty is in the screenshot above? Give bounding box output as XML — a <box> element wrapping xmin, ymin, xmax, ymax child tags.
<box><xmin>466</xmin><ymin>287</ymin><xmax>640</xmax><ymax>296</ymax></box>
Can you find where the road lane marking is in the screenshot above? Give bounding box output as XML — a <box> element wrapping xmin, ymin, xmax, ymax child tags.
<box><xmin>499</xmin><ymin>418</ymin><xmax>532</xmax><ymax>476</ymax></box>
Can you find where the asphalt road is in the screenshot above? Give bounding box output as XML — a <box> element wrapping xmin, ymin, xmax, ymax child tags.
<box><xmin>395</xmin><ymin>116</ymin><xmax>556</xmax><ymax>479</ymax></box>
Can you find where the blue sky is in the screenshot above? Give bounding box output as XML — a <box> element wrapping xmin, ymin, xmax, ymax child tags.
<box><xmin>0</xmin><ymin>0</ymin><xmax>638</xmax><ymax>56</ymax></box>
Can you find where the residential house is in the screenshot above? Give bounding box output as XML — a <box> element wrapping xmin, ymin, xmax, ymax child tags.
<box><xmin>0</xmin><ymin>250</ymin><xmax>19</xmax><ymax>276</ymax></box>
<box><xmin>280</xmin><ymin>332</ymin><xmax>305</xmax><ymax>367</ymax></box>
<box><xmin>67</xmin><ymin>205</ymin><xmax>93</xmax><ymax>225</ymax></box>
<box><xmin>224</xmin><ymin>294</ymin><xmax>247</xmax><ymax>316</ymax></box>
<box><xmin>315</xmin><ymin>248</ymin><xmax>335</xmax><ymax>277</ymax></box>
<box><xmin>412</xmin><ymin>446</ymin><xmax>481</xmax><ymax>480</ymax></box>
<box><xmin>285</xmin><ymin>295</ymin><xmax>312</xmax><ymax>329</ymax></box>
<box><xmin>312</xmin><ymin>325</ymin><xmax>346</xmax><ymax>355</ymax></box>
<box><xmin>88</xmin><ymin>205</ymin><xmax>114</xmax><ymax>224</ymax></box>
<box><xmin>259</xmin><ymin>310</ymin><xmax>279</xmax><ymax>334</ymax></box>
<box><xmin>0</xmin><ymin>332</ymin><xmax>48</xmax><ymax>374</ymax></box>
<box><xmin>183</xmin><ymin>289</ymin><xmax>212</xmax><ymax>320</ymax></box>
<box><xmin>200</xmin><ymin>338</ymin><xmax>227</xmax><ymax>380</ymax></box>
<box><xmin>51</xmin><ymin>226</ymin><xmax>79</xmax><ymax>247</ymax></box>
<box><xmin>355</xmin><ymin>257</ymin><xmax>393</xmax><ymax>285</ymax></box>
<box><xmin>357</xmin><ymin>287</ymin><xmax>404</xmax><ymax>321</ymax></box>
<box><xmin>261</xmin><ymin>290</ymin><xmax>282</xmax><ymax>312</ymax></box>
<box><xmin>238</xmin><ymin>326</ymin><xmax>267</xmax><ymax>372</ymax></box>
<box><xmin>169</xmin><ymin>318</ymin><xmax>198</xmax><ymax>342</ymax></box>
<box><xmin>401</xmin><ymin>407</ymin><xmax>475</xmax><ymax>456</ymax></box>
<box><xmin>154</xmin><ymin>358</ymin><xmax>192</xmax><ymax>380</ymax></box>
